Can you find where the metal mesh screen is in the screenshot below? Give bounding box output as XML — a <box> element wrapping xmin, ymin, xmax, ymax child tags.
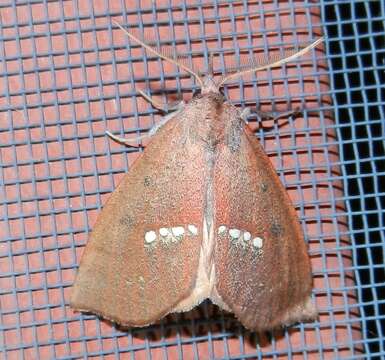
<box><xmin>0</xmin><ymin>0</ymin><xmax>382</xmax><ymax>358</ymax></box>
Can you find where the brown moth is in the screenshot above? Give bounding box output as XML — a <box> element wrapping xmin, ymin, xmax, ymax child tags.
<box><xmin>70</xmin><ymin>21</ymin><xmax>322</xmax><ymax>331</ymax></box>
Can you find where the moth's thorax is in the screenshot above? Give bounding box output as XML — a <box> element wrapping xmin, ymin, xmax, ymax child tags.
<box><xmin>185</xmin><ymin>92</ymin><xmax>241</xmax><ymax>152</ymax></box>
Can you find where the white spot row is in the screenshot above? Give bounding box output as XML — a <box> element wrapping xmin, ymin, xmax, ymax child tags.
<box><xmin>145</xmin><ymin>225</ymin><xmax>198</xmax><ymax>245</ymax></box>
<box><xmin>217</xmin><ymin>225</ymin><xmax>263</xmax><ymax>249</ymax></box>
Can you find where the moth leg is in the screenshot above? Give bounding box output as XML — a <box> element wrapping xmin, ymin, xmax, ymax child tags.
<box><xmin>253</xmin><ymin>106</ymin><xmax>301</xmax><ymax>122</ymax></box>
<box><xmin>148</xmin><ymin>107</ymin><xmax>184</xmax><ymax>136</ymax></box>
<box><xmin>106</xmin><ymin>106</ymin><xmax>184</xmax><ymax>146</ymax></box>
<box><xmin>105</xmin><ymin>130</ymin><xmax>148</xmax><ymax>147</ymax></box>
<box><xmin>240</xmin><ymin>107</ymin><xmax>251</xmax><ymax>123</ymax></box>
<box><xmin>138</xmin><ymin>90</ymin><xmax>184</xmax><ymax>112</ymax></box>
<box><xmin>241</xmin><ymin>106</ymin><xmax>302</xmax><ymax>124</ymax></box>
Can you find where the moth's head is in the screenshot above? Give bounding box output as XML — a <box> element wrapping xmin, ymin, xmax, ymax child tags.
<box><xmin>201</xmin><ymin>75</ymin><xmax>220</xmax><ymax>95</ymax></box>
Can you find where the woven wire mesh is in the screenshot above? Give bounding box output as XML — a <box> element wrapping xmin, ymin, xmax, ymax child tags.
<box><xmin>0</xmin><ymin>0</ymin><xmax>383</xmax><ymax>359</ymax></box>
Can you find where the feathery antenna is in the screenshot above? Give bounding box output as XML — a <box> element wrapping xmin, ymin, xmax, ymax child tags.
<box><xmin>218</xmin><ymin>37</ymin><xmax>324</xmax><ymax>86</ymax></box>
<box><xmin>113</xmin><ymin>19</ymin><xmax>323</xmax><ymax>92</ymax></box>
<box><xmin>112</xmin><ymin>20</ymin><xmax>204</xmax><ymax>87</ymax></box>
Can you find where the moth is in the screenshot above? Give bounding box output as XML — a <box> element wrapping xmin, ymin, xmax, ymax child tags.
<box><xmin>70</xmin><ymin>21</ymin><xmax>322</xmax><ymax>331</ymax></box>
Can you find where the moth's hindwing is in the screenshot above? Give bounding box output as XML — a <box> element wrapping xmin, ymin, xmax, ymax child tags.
<box><xmin>213</xmin><ymin>108</ymin><xmax>316</xmax><ymax>331</ymax></box>
<box><xmin>71</xmin><ymin>110</ymin><xmax>207</xmax><ymax>327</ymax></box>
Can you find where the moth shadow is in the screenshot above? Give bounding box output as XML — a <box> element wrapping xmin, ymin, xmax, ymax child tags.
<box><xmin>112</xmin><ymin>300</ymin><xmax>286</xmax><ymax>347</ymax></box>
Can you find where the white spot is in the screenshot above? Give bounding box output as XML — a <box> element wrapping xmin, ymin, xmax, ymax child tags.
<box><xmin>218</xmin><ymin>225</ymin><xmax>227</xmax><ymax>234</ymax></box>
<box><xmin>145</xmin><ymin>231</ymin><xmax>156</xmax><ymax>244</ymax></box>
<box><xmin>188</xmin><ymin>225</ymin><xmax>198</xmax><ymax>235</ymax></box>
<box><xmin>252</xmin><ymin>237</ymin><xmax>263</xmax><ymax>249</ymax></box>
<box><xmin>159</xmin><ymin>227</ymin><xmax>169</xmax><ymax>237</ymax></box>
<box><xmin>229</xmin><ymin>228</ymin><xmax>241</xmax><ymax>239</ymax></box>
<box><xmin>243</xmin><ymin>232</ymin><xmax>251</xmax><ymax>241</ymax></box>
<box><xmin>172</xmin><ymin>226</ymin><xmax>185</xmax><ymax>237</ymax></box>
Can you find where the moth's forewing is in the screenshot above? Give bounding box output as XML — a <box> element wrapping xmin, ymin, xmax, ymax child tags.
<box><xmin>213</xmin><ymin>104</ymin><xmax>316</xmax><ymax>331</ymax></box>
<box><xmin>70</xmin><ymin>109</ymin><xmax>207</xmax><ymax>327</ymax></box>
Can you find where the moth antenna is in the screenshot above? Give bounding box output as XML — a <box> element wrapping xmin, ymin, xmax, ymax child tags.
<box><xmin>218</xmin><ymin>37</ymin><xmax>324</xmax><ymax>86</ymax></box>
<box><xmin>113</xmin><ymin>20</ymin><xmax>204</xmax><ymax>87</ymax></box>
